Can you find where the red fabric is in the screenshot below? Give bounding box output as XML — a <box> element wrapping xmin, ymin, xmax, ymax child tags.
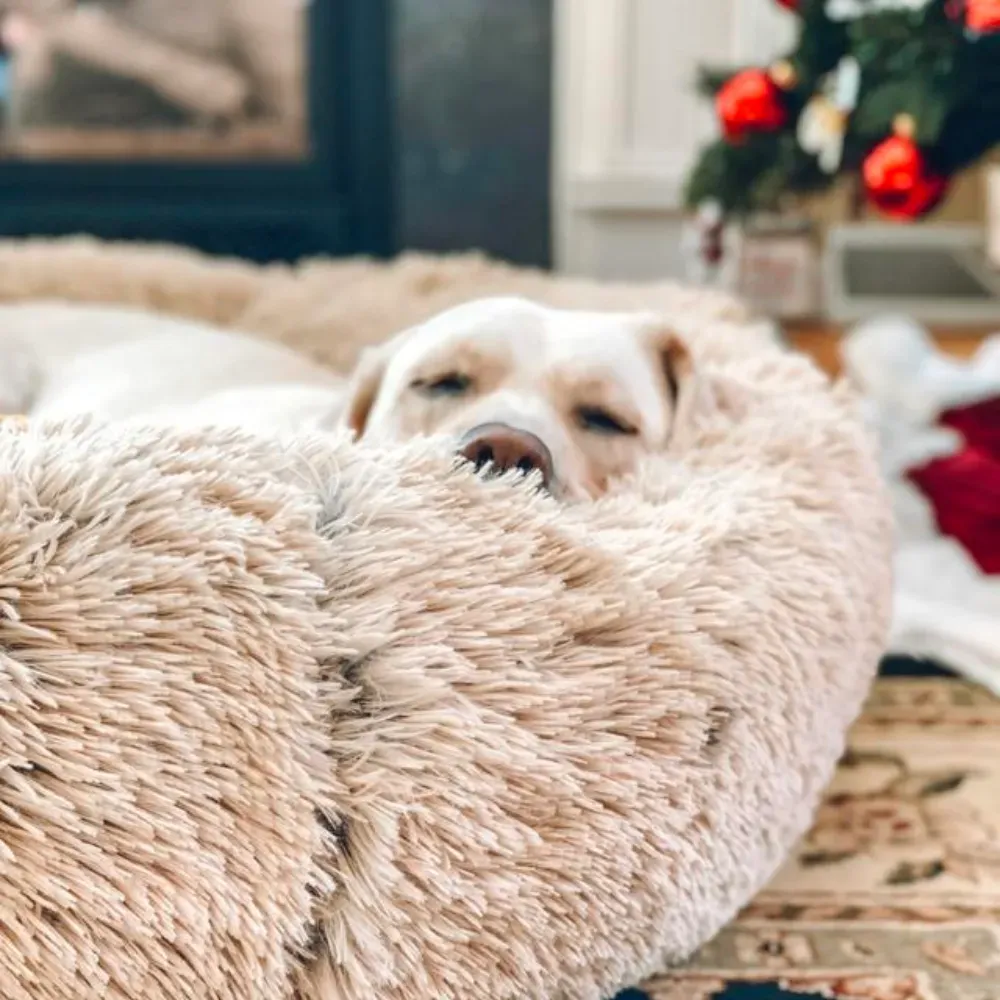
<box><xmin>940</xmin><ymin>396</ymin><xmax>1000</xmax><ymax>458</ymax></box>
<box><xmin>908</xmin><ymin>395</ymin><xmax>1000</xmax><ymax>574</ymax></box>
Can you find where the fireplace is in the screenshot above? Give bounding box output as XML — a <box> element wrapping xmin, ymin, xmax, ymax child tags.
<box><xmin>0</xmin><ymin>0</ymin><xmax>392</xmax><ymax>262</ymax></box>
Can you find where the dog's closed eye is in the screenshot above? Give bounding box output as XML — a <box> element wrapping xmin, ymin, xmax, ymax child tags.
<box><xmin>575</xmin><ymin>405</ymin><xmax>637</xmax><ymax>436</ymax></box>
<box><xmin>412</xmin><ymin>372</ymin><xmax>473</xmax><ymax>397</ymax></box>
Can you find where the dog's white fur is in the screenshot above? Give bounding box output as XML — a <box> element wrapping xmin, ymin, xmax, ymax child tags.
<box><xmin>1</xmin><ymin>297</ymin><xmax>700</xmax><ymax>498</ymax></box>
<box><xmin>341</xmin><ymin>297</ymin><xmax>700</xmax><ymax>498</ymax></box>
<box><xmin>0</xmin><ymin>301</ymin><xmax>343</xmax><ymax>433</ymax></box>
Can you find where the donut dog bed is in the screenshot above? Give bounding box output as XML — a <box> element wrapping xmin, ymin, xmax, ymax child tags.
<box><xmin>0</xmin><ymin>239</ymin><xmax>891</xmax><ymax>1000</ymax></box>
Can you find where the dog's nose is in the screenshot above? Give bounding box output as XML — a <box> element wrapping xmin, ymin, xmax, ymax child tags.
<box><xmin>458</xmin><ymin>423</ymin><xmax>554</xmax><ymax>489</ymax></box>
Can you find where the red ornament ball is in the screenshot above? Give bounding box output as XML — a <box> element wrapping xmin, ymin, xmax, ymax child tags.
<box><xmin>862</xmin><ymin>136</ymin><xmax>949</xmax><ymax>221</ymax></box>
<box><xmin>965</xmin><ymin>0</ymin><xmax>1000</xmax><ymax>32</ymax></box>
<box><xmin>716</xmin><ymin>69</ymin><xmax>788</xmax><ymax>143</ymax></box>
<box><xmin>774</xmin><ymin>0</ymin><xmax>801</xmax><ymax>9</ymax></box>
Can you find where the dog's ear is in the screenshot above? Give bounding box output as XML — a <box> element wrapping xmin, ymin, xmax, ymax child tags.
<box><xmin>646</xmin><ymin>325</ymin><xmax>712</xmax><ymax>450</ymax></box>
<box><xmin>339</xmin><ymin>342</ymin><xmax>392</xmax><ymax>438</ymax></box>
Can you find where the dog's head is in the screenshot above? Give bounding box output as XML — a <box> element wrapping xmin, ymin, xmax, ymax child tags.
<box><xmin>338</xmin><ymin>297</ymin><xmax>708</xmax><ymax>499</ymax></box>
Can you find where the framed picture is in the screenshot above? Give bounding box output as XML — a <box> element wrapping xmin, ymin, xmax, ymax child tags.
<box><xmin>0</xmin><ymin>0</ymin><xmax>392</xmax><ymax>262</ymax></box>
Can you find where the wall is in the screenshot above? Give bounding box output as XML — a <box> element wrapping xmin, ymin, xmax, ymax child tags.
<box><xmin>554</xmin><ymin>0</ymin><xmax>793</xmax><ymax>280</ymax></box>
<box><xmin>396</xmin><ymin>0</ymin><xmax>552</xmax><ymax>267</ymax></box>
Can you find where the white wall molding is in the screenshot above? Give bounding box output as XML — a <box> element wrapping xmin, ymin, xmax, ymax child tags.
<box><xmin>566</xmin><ymin>169</ymin><xmax>687</xmax><ymax>215</ymax></box>
<box><xmin>731</xmin><ymin>0</ymin><xmax>796</xmax><ymax>63</ymax></box>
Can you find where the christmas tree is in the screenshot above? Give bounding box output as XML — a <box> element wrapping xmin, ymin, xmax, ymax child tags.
<box><xmin>685</xmin><ymin>0</ymin><xmax>1000</xmax><ymax>222</ymax></box>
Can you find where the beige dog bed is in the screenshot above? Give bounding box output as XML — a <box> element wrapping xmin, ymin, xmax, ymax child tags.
<box><xmin>0</xmin><ymin>239</ymin><xmax>891</xmax><ymax>1000</ymax></box>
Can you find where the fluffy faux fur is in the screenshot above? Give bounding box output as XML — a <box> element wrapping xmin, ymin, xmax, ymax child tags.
<box><xmin>0</xmin><ymin>239</ymin><xmax>892</xmax><ymax>1000</ymax></box>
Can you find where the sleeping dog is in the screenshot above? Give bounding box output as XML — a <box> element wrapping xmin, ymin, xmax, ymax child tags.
<box><xmin>0</xmin><ymin>297</ymin><xmax>705</xmax><ymax>499</ymax></box>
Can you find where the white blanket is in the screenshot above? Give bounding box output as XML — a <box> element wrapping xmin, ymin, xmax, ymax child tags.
<box><xmin>843</xmin><ymin>315</ymin><xmax>1000</xmax><ymax>694</ymax></box>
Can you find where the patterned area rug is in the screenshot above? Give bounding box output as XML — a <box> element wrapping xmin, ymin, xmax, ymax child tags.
<box><xmin>627</xmin><ymin>679</ymin><xmax>1000</xmax><ymax>1000</ymax></box>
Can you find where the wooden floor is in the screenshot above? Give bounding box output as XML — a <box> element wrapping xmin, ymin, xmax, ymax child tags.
<box><xmin>786</xmin><ymin>322</ymin><xmax>990</xmax><ymax>377</ymax></box>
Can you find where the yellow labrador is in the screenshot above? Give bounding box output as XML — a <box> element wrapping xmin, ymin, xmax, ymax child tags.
<box><xmin>2</xmin><ymin>297</ymin><xmax>704</xmax><ymax>500</ymax></box>
<box><xmin>340</xmin><ymin>297</ymin><xmax>703</xmax><ymax>499</ymax></box>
